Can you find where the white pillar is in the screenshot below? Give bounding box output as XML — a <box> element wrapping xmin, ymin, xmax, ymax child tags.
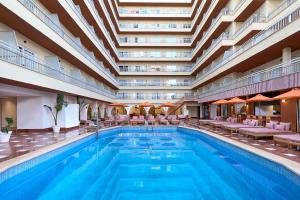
<box><xmin>282</xmin><ymin>47</ymin><xmax>292</xmax><ymax>63</ymax></box>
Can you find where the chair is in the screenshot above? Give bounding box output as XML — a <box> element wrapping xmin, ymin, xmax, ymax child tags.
<box><xmin>147</xmin><ymin>115</ymin><xmax>156</xmax><ymax>125</ymax></box>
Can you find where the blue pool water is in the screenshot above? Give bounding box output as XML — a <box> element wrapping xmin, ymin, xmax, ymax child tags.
<box><xmin>0</xmin><ymin>127</ymin><xmax>300</xmax><ymax>200</ymax></box>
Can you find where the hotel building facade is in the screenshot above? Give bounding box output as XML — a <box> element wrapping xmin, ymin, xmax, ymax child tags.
<box><xmin>0</xmin><ymin>0</ymin><xmax>300</xmax><ymax>132</ymax></box>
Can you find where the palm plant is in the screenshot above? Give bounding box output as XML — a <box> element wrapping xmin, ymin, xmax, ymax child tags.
<box><xmin>2</xmin><ymin>117</ymin><xmax>13</xmax><ymax>133</ymax></box>
<box><xmin>44</xmin><ymin>93</ymin><xmax>68</xmax><ymax>126</ymax></box>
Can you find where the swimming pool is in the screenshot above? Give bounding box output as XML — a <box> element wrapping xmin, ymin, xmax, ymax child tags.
<box><xmin>0</xmin><ymin>126</ymin><xmax>300</xmax><ymax>200</ymax></box>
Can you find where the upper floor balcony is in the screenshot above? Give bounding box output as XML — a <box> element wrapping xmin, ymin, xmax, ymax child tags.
<box><xmin>3</xmin><ymin>0</ymin><xmax>118</xmax><ymax>88</ymax></box>
<box><xmin>116</xmin><ymin>92</ymin><xmax>194</xmax><ymax>102</ymax></box>
<box><xmin>119</xmin><ymin>23</ymin><xmax>192</xmax><ymax>33</ymax></box>
<box><xmin>119</xmin><ymin>37</ymin><xmax>192</xmax><ymax>47</ymax></box>
<box><xmin>118</xmin><ymin>51</ymin><xmax>192</xmax><ymax>61</ymax></box>
<box><xmin>119</xmin><ymin>80</ymin><xmax>192</xmax><ymax>89</ymax></box>
<box><xmin>197</xmin><ymin>57</ymin><xmax>300</xmax><ymax>100</ymax></box>
<box><xmin>0</xmin><ymin>40</ymin><xmax>116</xmax><ymax>100</ymax></box>
<box><xmin>192</xmin><ymin>6</ymin><xmax>300</xmax><ymax>88</ymax></box>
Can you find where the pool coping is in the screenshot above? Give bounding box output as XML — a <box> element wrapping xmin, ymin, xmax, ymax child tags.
<box><xmin>180</xmin><ymin>126</ymin><xmax>300</xmax><ymax>176</ymax></box>
<box><xmin>0</xmin><ymin>126</ymin><xmax>120</xmax><ymax>174</ymax></box>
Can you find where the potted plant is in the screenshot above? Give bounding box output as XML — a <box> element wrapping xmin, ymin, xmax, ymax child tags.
<box><xmin>44</xmin><ymin>93</ymin><xmax>67</xmax><ymax>133</ymax></box>
<box><xmin>0</xmin><ymin>117</ymin><xmax>14</xmax><ymax>142</ymax></box>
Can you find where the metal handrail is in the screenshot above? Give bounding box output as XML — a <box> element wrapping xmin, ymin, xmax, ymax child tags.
<box><xmin>0</xmin><ymin>41</ymin><xmax>116</xmax><ymax>98</ymax></box>
<box><xmin>198</xmin><ymin>58</ymin><xmax>300</xmax><ymax>98</ymax></box>
<box><xmin>17</xmin><ymin>0</ymin><xmax>118</xmax><ymax>85</ymax></box>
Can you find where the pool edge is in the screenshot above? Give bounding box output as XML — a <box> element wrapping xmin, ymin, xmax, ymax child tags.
<box><xmin>179</xmin><ymin>126</ymin><xmax>300</xmax><ymax>176</ymax></box>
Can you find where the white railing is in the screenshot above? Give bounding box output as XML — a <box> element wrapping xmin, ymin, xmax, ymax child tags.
<box><xmin>116</xmin><ymin>93</ymin><xmax>194</xmax><ymax>100</ymax></box>
<box><xmin>119</xmin><ymin>51</ymin><xmax>192</xmax><ymax>59</ymax></box>
<box><xmin>119</xmin><ymin>81</ymin><xmax>192</xmax><ymax>87</ymax></box>
<box><xmin>17</xmin><ymin>0</ymin><xmax>118</xmax><ymax>85</ymax></box>
<box><xmin>192</xmin><ymin>8</ymin><xmax>230</xmax><ymax>52</ymax></box>
<box><xmin>119</xmin><ymin>23</ymin><xmax>191</xmax><ymax>30</ymax></box>
<box><xmin>66</xmin><ymin>0</ymin><xmax>117</xmax><ymax>69</ymax></box>
<box><xmin>119</xmin><ymin>65</ymin><xmax>191</xmax><ymax>72</ymax></box>
<box><xmin>198</xmin><ymin>58</ymin><xmax>300</xmax><ymax>98</ymax></box>
<box><xmin>86</xmin><ymin>0</ymin><xmax>119</xmax><ymax>51</ymax></box>
<box><xmin>119</xmin><ymin>37</ymin><xmax>192</xmax><ymax>44</ymax></box>
<box><xmin>267</xmin><ymin>0</ymin><xmax>297</xmax><ymax>21</ymax></box>
<box><xmin>192</xmin><ymin>32</ymin><xmax>230</xmax><ymax>71</ymax></box>
<box><xmin>0</xmin><ymin>41</ymin><xmax>116</xmax><ymax>99</ymax></box>
<box><xmin>119</xmin><ymin>8</ymin><xmax>191</xmax><ymax>15</ymax></box>
<box><xmin>231</xmin><ymin>11</ymin><xmax>266</xmax><ymax>39</ymax></box>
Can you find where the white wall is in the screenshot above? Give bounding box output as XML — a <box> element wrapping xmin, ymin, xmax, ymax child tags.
<box><xmin>17</xmin><ymin>95</ymin><xmax>79</xmax><ymax>129</ymax></box>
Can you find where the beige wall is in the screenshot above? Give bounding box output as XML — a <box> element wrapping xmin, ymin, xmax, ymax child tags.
<box><xmin>0</xmin><ymin>98</ymin><xmax>17</xmax><ymax>129</ymax></box>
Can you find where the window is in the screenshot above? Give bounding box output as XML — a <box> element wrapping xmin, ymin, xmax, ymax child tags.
<box><xmin>136</xmin><ymin>93</ymin><xmax>144</xmax><ymax>99</ymax></box>
<box><xmin>119</xmin><ymin>65</ymin><xmax>128</xmax><ymax>71</ymax></box>
<box><xmin>18</xmin><ymin>46</ymin><xmax>36</xmax><ymax>70</ymax></box>
<box><xmin>119</xmin><ymin>80</ymin><xmax>128</xmax><ymax>86</ymax></box>
<box><xmin>152</xmin><ymin>93</ymin><xmax>161</xmax><ymax>99</ymax></box>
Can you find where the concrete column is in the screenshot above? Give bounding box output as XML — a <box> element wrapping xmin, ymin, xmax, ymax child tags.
<box><xmin>282</xmin><ymin>47</ymin><xmax>292</xmax><ymax>63</ymax></box>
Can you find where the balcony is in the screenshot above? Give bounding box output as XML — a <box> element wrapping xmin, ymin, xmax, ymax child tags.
<box><xmin>63</xmin><ymin>0</ymin><xmax>118</xmax><ymax>71</ymax></box>
<box><xmin>118</xmin><ymin>51</ymin><xmax>192</xmax><ymax>61</ymax></box>
<box><xmin>232</xmin><ymin>11</ymin><xmax>267</xmax><ymax>45</ymax></box>
<box><xmin>119</xmin><ymin>37</ymin><xmax>192</xmax><ymax>47</ymax></box>
<box><xmin>192</xmin><ymin>6</ymin><xmax>300</xmax><ymax>88</ymax></box>
<box><xmin>119</xmin><ymin>23</ymin><xmax>192</xmax><ymax>33</ymax></box>
<box><xmin>116</xmin><ymin>93</ymin><xmax>194</xmax><ymax>101</ymax></box>
<box><xmin>6</xmin><ymin>0</ymin><xmax>118</xmax><ymax>88</ymax></box>
<box><xmin>0</xmin><ymin>41</ymin><xmax>115</xmax><ymax>99</ymax></box>
<box><xmin>192</xmin><ymin>32</ymin><xmax>233</xmax><ymax>72</ymax></box>
<box><xmin>119</xmin><ymin>65</ymin><xmax>191</xmax><ymax>73</ymax></box>
<box><xmin>119</xmin><ymin>81</ymin><xmax>192</xmax><ymax>88</ymax></box>
<box><xmin>198</xmin><ymin>57</ymin><xmax>300</xmax><ymax>101</ymax></box>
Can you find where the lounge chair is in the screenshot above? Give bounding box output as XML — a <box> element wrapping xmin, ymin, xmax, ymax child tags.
<box><xmin>130</xmin><ymin>116</ymin><xmax>139</xmax><ymax>125</ymax></box>
<box><xmin>223</xmin><ymin>119</ymin><xmax>262</xmax><ymax>134</ymax></box>
<box><xmin>116</xmin><ymin>115</ymin><xmax>129</xmax><ymax>125</ymax></box>
<box><xmin>239</xmin><ymin>127</ymin><xmax>291</xmax><ymax>139</ymax></box>
<box><xmin>274</xmin><ymin>134</ymin><xmax>300</xmax><ymax>148</ymax></box>
<box><xmin>208</xmin><ymin>117</ymin><xmax>237</xmax><ymax>129</ymax></box>
<box><xmin>159</xmin><ymin>116</ymin><xmax>169</xmax><ymax>125</ymax></box>
<box><xmin>137</xmin><ymin>115</ymin><xmax>145</xmax><ymax>125</ymax></box>
<box><xmin>104</xmin><ymin>117</ymin><xmax>114</xmax><ymax>126</ymax></box>
<box><xmin>170</xmin><ymin>116</ymin><xmax>180</xmax><ymax>125</ymax></box>
<box><xmin>147</xmin><ymin>115</ymin><xmax>156</xmax><ymax>125</ymax></box>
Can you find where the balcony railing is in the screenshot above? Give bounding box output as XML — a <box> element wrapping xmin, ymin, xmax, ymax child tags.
<box><xmin>119</xmin><ymin>23</ymin><xmax>192</xmax><ymax>30</ymax></box>
<box><xmin>267</xmin><ymin>0</ymin><xmax>297</xmax><ymax>21</ymax></box>
<box><xmin>119</xmin><ymin>65</ymin><xmax>191</xmax><ymax>72</ymax></box>
<box><xmin>66</xmin><ymin>0</ymin><xmax>117</xmax><ymax>69</ymax></box>
<box><xmin>0</xmin><ymin>41</ymin><xmax>116</xmax><ymax>99</ymax></box>
<box><xmin>192</xmin><ymin>8</ymin><xmax>230</xmax><ymax>52</ymax></box>
<box><xmin>86</xmin><ymin>0</ymin><xmax>119</xmax><ymax>50</ymax></box>
<box><xmin>119</xmin><ymin>37</ymin><xmax>192</xmax><ymax>44</ymax></box>
<box><xmin>194</xmin><ymin>6</ymin><xmax>300</xmax><ymax>84</ymax></box>
<box><xmin>192</xmin><ymin>32</ymin><xmax>230</xmax><ymax>71</ymax></box>
<box><xmin>119</xmin><ymin>51</ymin><xmax>192</xmax><ymax>59</ymax></box>
<box><xmin>116</xmin><ymin>93</ymin><xmax>194</xmax><ymax>100</ymax></box>
<box><xmin>119</xmin><ymin>81</ymin><xmax>192</xmax><ymax>87</ymax></box>
<box><xmin>18</xmin><ymin>0</ymin><xmax>118</xmax><ymax>85</ymax></box>
<box><xmin>198</xmin><ymin>57</ymin><xmax>300</xmax><ymax>98</ymax></box>
<box><xmin>119</xmin><ymin>8</ymin><xmax>191</xmax><ymax>15</ymax></box>
<box><xmin>231</xmin><ymin>11</ymin><xmax>266</xmax><ymax>39</ymax></box>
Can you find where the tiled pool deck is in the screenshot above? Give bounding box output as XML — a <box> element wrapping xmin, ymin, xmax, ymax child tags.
<box><xmin>0</xmin><ymin>120</ymin><xmax>300</xmax><ymax>165</ymax></box>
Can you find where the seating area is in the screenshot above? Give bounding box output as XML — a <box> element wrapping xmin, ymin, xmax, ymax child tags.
<box><xmin>191</xmin><ymin>116</ymin><xmax>300</xmax><ymax>161</ymax></box>
<box><xmin>102</xmin><ymin>114</ymin><xmax>185</xmax><ymax>126</ymax></box>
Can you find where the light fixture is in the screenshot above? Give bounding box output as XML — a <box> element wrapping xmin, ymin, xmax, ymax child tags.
<box><xmin>282</xmin><ymin>99</ymin><xmax>286</xmax><ymax>103</ymax></box>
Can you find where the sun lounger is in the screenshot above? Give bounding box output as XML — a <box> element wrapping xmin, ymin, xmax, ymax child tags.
<box><xmin>170</xmin><ymin>116</ymin><xmax>180</xmax><ymax>125</ymax></box>
<box><xmin>130</xmin><ymin>116</ymin><xmax>139</xmax><ymax>125</ymax></box>
<box><xmin>273</xmin><ymin>134</ymin><xmax>300</xmax><ymax>148</ymax></box>
<box><xmin>238</xmin><ymin>127</ymin><xmax>292</xmax><ymax>139</ymax></box>
<box><xmin>159</xmin><ymin>116</ymin><xmax>169</xmax><ymax>125</ymax></box>
<box><xmin>223</xmin><ymin>120</ymin><xmax>262</xmax><ymax>134</ymax></box>
<box><xmin>147</xmin><ymin>115</ymin><xmax>156</xmax><ymax>125</ymax></box>
<box><xmin>137</xmin><ymin>115</ymin><xmax>145</xmax><ymax>125</ymax></box>
<box><xmin>104</xmin><ymin>117</ymin><xmax>114</xmax><ymax>126</ymax></box>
